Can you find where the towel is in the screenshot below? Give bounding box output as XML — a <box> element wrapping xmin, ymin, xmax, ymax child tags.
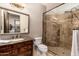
<box><xmin>71</xmin><ymin>30</ymin><xmax>79</xmax><ymax>56</ymax></box>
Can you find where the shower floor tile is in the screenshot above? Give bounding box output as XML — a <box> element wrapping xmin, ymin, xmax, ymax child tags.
<box><xmin>48</xmin><ymin>46</ymin><xmax>71</xmax><ymax>56</ymax></box>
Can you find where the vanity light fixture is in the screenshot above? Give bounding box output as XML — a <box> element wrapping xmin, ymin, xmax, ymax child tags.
<box><xmin>10</xmin><ymin>3</ymin><xmax>26</xmax><ymax>9</ymax></box>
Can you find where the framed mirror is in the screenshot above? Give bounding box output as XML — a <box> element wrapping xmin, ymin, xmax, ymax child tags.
<box><xmin>0</xmin><ymin>7</ymin><xmax>30</xmax><ymax>34</ymax></box>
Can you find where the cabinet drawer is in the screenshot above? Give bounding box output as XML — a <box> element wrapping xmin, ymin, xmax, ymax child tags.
<box><xmin>0</xmin><ymin>50</ymin><xmax>12</xmax><ymax>56</ymax></box>
<box><xmin>0</xmin><ymin>45</ymin><xmax>12</xmax><ymax>52</ymax></box>
<box><xmin>0</xmin><ymin>49</ymin><xmax>18</xmax><ymax>56</ymax></box>
<box><xmin>24</xmin><ymin>40</ymin><xmax>33</xmax><ymax>45</ymax></box>
<box><xmin>11</xmin><ymin>43</ymin><xmax>25</xmax><ymax>49</ymax></box>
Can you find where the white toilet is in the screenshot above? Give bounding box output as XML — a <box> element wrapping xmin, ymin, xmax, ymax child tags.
<box><xmin>34</xmin><ymin>37</ymin><xmax>48</xmax><ymax>56</ymax></box>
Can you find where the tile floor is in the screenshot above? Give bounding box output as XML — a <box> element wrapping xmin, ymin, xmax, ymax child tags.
<box><xmin>33</xmin><ymin>46</ymin><xmax>71</xmax><ymax>56</ymax></box>
<box><xmin>48</xmin><ymin>46</ymin><xmax>71</xmax><ymax>56</ymax></box>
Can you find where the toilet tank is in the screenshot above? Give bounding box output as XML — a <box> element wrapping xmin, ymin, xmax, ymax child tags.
<box><xmin>34</xmin><ymin>37</ymin><xmax>42</xmax><ymax>44</ymax></box>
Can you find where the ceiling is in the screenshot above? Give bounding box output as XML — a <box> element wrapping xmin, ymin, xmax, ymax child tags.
<box><xmin>46</xmin><ymin>3</ymin><xmax>79</xmax><ymax>14</ymax></box>
<box><xmin>41</xmin><ymin>3</ymin><xmax>63</xmax><ymax>11</ymax></box>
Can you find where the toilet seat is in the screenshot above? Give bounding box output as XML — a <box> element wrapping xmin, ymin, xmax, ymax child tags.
<box><xmin>38</xmin><ymin>44</ymin><xmax>48</xmax><ymax>52</ymax></box>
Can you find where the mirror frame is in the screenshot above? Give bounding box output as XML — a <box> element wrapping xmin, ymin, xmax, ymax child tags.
<box><xmin>0</xmin><ymin>6</ymin><xmax>30</xmax><ymax>34</ymax></box>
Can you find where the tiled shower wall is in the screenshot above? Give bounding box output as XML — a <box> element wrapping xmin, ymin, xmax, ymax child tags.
<box><xmin>43</xmin><ymin>11</ymin><xmax>79</xmax><ymax>49</ymax></box>
<box><xmin>43</xmin><ymin>12</ymin><xmax>73</xmax><ymax>49</ymax></box>
<box><xmin>60</xmin><ymin>13</ymin><xmax>72</xmax><ymax>49</ymax></box>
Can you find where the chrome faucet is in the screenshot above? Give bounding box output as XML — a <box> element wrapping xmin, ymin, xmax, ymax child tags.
<box><xmin>16</xmin><ymin>34</ymin><xmax>21</xmax><ymax>38</ymax></box>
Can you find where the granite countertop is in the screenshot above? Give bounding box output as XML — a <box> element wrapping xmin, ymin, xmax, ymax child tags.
<box><xmin>0</xmin><ymin>36</ymin><xmax>34</xmax><ymax>46</ymax></box>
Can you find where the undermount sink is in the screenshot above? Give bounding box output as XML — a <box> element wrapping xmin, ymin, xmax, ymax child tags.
<box><xmin>0</xmin><ymin>38</ymin><xmax>24</xmax><ymax>43</ymax></box>
<box><xmin>11</xmin><ymin>38</ymin><xmax>24</xmax><ymax>42</ymax></box>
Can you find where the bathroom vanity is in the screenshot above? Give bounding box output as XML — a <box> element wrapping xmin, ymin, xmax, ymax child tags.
<box><xmin>0</xmin><ymin>5</ymin><xmax>33</xmax><ymax>56</ymax></box>
<box><xmin>0</xmin><ymin>36</ymin><xmax>33</xmax><ymax>56</ymax></box>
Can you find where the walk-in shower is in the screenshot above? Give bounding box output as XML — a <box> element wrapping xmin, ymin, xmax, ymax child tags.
<box><xmin>43</xmin><ymin>3</ymin><xmax>79</xmax><ymax>56</ymax></box>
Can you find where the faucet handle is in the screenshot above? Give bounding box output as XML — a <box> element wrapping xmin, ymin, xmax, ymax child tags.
<box><xmin>16</xmin><ymin>34</ymin><xmax>18</xmax><ymax>38</ymax></box>
<box><xmin>16</xmin><ymin>34</ymin><xmax>21</xmax><ymax>38</ymax></box>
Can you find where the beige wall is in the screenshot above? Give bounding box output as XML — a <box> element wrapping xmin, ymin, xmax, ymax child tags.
<box><xmin>0</xmin><ymin>3</ymin><xmax>46</xmax><ymax>38</ymax></box>
<box><xmin>0</xmin><ymin>10</ymin><xmax>2</xmax><ymax>32</ymax></box>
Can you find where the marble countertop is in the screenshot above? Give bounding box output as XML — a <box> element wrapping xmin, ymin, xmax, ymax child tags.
<box><xmin>0</xmin><ymin>36</ymin><xmax>34</xmax><ymax>46</ymax></box>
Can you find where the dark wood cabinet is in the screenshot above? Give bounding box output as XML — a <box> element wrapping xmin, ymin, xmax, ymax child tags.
<box><xmin>0</xmin><ymin>40</ymin><xmax>33</xmax><ymax>56</ymax></box>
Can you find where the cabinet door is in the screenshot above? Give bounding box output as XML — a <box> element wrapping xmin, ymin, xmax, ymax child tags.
<box><xmin>11</xmin><ymin>49</ymin><xmax>18</xmax><ymax>56</ymax></box>
<box><xmin>18</xmin><ymin>45</ymin><xmax>33</xmax><ymax>56</ymax></box>
<box><xmin>18</xmin><ymin>46</ymin><xmax>28</xmax><ymax>56</ymax></box>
